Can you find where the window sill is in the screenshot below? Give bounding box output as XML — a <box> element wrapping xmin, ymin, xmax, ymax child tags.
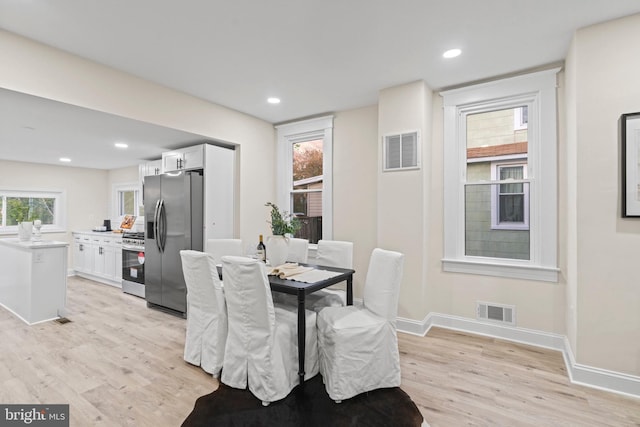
<box><xmin>442</xmin><ymin>258</ymin><xmax>559</xmax><ymax>282</ymax></box>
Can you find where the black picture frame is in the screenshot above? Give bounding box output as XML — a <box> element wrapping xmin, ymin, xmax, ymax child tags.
<box><xmin>621</xmin><ymin>112</ymin><xmax>640</xmax><ymax>217</ymax></box>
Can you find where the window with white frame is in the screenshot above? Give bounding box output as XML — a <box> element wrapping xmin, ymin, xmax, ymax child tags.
<box><xmin>276</xmin><ymin>116</ymin><xmax>333</xmax><ymax>244</ymax></box>
<box><xmin>491</xmin><ymin>161</ymin><xmax>529</xmax><ymax>230</ymax></box>
<box><xmin>442</xmin><ymin>69</ymin><xmax>559</xmax><ymax>282</ymax></box>
<box><xmin>113</xmin><ymin>183</ymin><xmax>141</xmax><ymax>218</ymax></box>
<box><xmin>0</xmin><ymin>189</ymin><xmax>66</xmax><ymax>234</ymax></box>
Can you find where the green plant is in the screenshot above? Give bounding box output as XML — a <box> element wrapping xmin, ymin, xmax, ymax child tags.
<box><xmin>265</xmin><ymin>202</ymin><xmax>301</xmax><ymax>236</ymax></box>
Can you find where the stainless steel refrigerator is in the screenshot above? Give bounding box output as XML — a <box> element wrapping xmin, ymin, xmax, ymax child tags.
<box><xmin>144</xmin><ymin>171</ymin><xmax>203</xmax><ymax>315</ymax></box>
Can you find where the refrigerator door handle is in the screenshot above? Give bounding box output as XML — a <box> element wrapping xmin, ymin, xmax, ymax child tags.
<box><xmin>153</xmin><ymin>199</ymin><xmax>162</xmax><ymax>252</ymax></box>
<box><xmin>158</xmin><ymin>199</ymin><xmax>167</xmax><ymax>252</ymax></box>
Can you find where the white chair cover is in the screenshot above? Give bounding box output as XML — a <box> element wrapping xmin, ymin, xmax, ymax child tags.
<box><xmin>317</xmin><ymin>248</ymin><xmax>404</xmax><ymax>402</ymax></box>
<box><xmin>221</xmin><ymin>256</ymin><xmax>319</xmax><ymax>404</ymax></box>
<box><xmin>180</xmin><ymin>250</ymin><xmax>227</xmax><ymax>377</ymax></box>
<box><xmin>206</xmin><ymin>238</ymin><xmax>243</xmax><ymax>265</ymax></box>
<box><xmin>306</xmin><ymin>239</ymin><xmax>354</xmax><ymax>310</ymax></box>
<box><xmin>287</xmin><ymin>237</ymin><xmax>309</xmax><ymax>263</ymax></box>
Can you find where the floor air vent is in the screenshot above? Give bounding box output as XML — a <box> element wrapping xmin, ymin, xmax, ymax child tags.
<box><xmin>477</xmin><ymin>302</ymin><xmax>516</xmax><ymax>326</ymax></box>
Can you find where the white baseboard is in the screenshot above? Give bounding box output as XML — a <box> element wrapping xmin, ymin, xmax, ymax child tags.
<box><xmin>397</xmin><ymin>312</ymin><xmax>640</xmax><ymax>399</ymax></box>
<box><xmin>72</xmin><ymin>271</ymin><xmax>122</xmax><ymax>288</ymax></box>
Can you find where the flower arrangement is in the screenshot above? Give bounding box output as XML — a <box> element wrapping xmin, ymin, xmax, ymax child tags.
<box><xmin>265</xmin><ymin>202</ymin><xmax>301</xmax><ymax>236</ymax></box>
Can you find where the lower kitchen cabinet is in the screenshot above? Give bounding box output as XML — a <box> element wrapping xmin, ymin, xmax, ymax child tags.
<box><xmin>73</xmin><ymin>232</ymin><xmax>122</xmax><ymax>287</ymax></box>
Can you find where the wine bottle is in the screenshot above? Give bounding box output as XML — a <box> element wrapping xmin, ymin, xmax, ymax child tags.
<box><xmin>256</xmin><ymin>234</ymin><xmax>266</xmax><ymax>262</ymax></box>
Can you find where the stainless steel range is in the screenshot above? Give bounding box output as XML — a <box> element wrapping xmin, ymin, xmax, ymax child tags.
<box><xmin>122</xmin><ymin>231</ymin><xmax>145</xmax><ymax>298</ymax></box>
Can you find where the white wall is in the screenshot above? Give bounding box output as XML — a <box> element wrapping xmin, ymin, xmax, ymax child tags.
<box><xmin>566</xmin><ymin>13</ymin><xmax>640</xmax><ymax>376</ymax></box>
<box><xmin>333</xmin><ymin>105</ymin><xmax>379</xmax><ymax>295</ymax></box>
<box><xmin>378</xmin><ymin>81</ymin><xmax>432</xmax><ymax>320</ymax></box>
<box><xmin>0</xmin><ymin>30</ymin><xmax>276</xmax><ymax>253</ymax></box>
<box><xmin>0</xmin><ymin>160</ymin><xmax>108</xmax><ymax>247</ymax></box>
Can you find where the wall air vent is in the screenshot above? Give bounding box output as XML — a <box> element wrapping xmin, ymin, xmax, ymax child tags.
<box><xmin>383</xmin><ymin>130</ymin><xmax>420</xmax><ymax>171</ymax></box>
<box><xmin>477</xmin><ymin>301</ymin><xmax>516</xmax><ymax>326</ymax></box>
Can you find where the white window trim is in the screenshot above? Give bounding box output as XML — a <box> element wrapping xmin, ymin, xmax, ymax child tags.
<box><xmin>490</xmin><ymin>161</ymin><xmax>529</xmax><ymax>230</ymax></box>
<box><xmin>441</xmin><ymin>68</ymin><xmax>559</xmax><ymax>282</ymax></box>
<box><xmin>0</xmin><ymin>188</ymin><xmax>67</xmax><ymax>234</ymax></box>
<box><xmin>275</xmin><ymin>116</ymin><xmax>333</xmax><ymax>242</ymax></box>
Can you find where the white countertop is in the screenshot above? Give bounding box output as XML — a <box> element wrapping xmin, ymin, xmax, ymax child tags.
<box><xmin>73</xmin><ymin>230</ymin><xmax>124</xmax><ymax>238</ymax></box>
<box><xmin>0</xmin><ymin>238</ymin><xmax>69</xmax><ymax>249</ymax></box>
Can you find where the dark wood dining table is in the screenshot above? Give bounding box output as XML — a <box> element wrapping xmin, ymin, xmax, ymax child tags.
<box><xmin>268</xmin><ymin>263</ymin><xmax>355</xmax><ymax>384</ymax></box>
<box><xmin>218</xmin><ymin>262</ymin><xmax>355</xmax><ymax>385</ymax></box>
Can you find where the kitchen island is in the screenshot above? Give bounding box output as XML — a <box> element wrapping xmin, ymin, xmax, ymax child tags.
<box><xmin>0</xmin><ymin>238</ymin><xmax>69</xmax><ymax>324</ymax></box>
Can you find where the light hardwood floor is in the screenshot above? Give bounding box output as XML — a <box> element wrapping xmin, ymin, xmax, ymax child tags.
<box><xmin>0</xmin><ymin>276</ymin><xmax>638</xmax><ymax>426</ymax></box>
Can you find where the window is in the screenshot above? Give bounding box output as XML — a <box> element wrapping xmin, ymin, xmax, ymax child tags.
<box><xmin>0</xmin><ymin>189</ymin><xmax>66</xmax><ymax>234</ymax></box>
<box><xmin>492</xmin><ymin>162</ymin><xmax>529</xmax><ymax>230</ymax></box>
<box><xmin>276</xmin><ymin>116</ymin><xmax>333</xmax><ymax>244</ymax></box>
<box><xmin>118</xmin><ymin>189</ymin><xmax>139</xmax><ymax>216</ymax></box>
<box><xmin>442</xmin><ymin>69</ymin><xmax>559</xmax><ymax>282</ymax></box>
<box><xmin>113</xmin><ymin>183</ymin><xmax>141</xmax><ymax>218</ymax></box>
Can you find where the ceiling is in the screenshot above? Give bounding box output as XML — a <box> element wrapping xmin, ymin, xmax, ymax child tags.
<box><xmin>2</xmin><ymin>0</ymin><xmax>640</xmax><ymax>170</ymax></box>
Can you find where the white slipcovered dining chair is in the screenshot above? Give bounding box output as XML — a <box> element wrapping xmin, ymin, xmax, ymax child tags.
<box><xmin>180</xmin><ymin>250</ymin><xmax>227</xmax><ymax>378</ymax></box>
<box><xmin>317</xmin><ymin>248</ymin><xmax>404</xmax><ymax>402</ymax></box>
<box><xmin>287</xmin><ymin>237</ymin><xmax>309</xmax><ymax>263</ymax></box>
<box><xmin>221</xmin><ymin>255</ymin><xmax>319</xmax><ymax>405</ymax></box>
<box><xmin>206</xmin><ymin>238</ymin><xmax>243</xmax><ymax>266</ymax></box>
<box><xmin>306</xmin><ymin>239</ymin><xmax>354</xmax><ymax>311</ymax></box>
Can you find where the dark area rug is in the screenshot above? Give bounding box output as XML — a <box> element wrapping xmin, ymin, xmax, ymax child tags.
<box><xmin>182</xmin><ymin>374</ymin><xmax>424</xmax><ymax>427</ymax></box>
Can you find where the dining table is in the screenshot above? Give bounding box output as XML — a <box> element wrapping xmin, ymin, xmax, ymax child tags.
<box><xmin>268</xmin><ymin>263</ymin><xmax>355</xmax><ymax>385</ymax></box>
<box><xmin>218</xmin><ymin>262</ymin><xmax>355</xmax><ymax>385</ymax></box>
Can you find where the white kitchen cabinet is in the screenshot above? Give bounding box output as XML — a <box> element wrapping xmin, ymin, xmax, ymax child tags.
<box><xmin>73</xmin><ymin>232</ymin><xmax>122</xmax><ymax>287</ymax></box>
<box><xmin>162</xmin><ymin>145</ymin><xmax>204</xmax><ymax>172</ymax></box>
<box><xmin>139</xmin><ymin>159</ymin><xmax>163</xmax><ymax>194</ymax></box>
<box><xmin>0</xmin><ymin>238</ymin><xmax>69</xmax><ymax>324</ymax></box>
<box><xmin>73</xmin><ymin>234</ymin><xmax>93</xmax><ymax>274</ymax></box>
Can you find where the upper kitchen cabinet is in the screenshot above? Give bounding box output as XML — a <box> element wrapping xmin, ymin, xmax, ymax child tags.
<box><xmin>141</xmin><ymin>159</ymin><xmax>162</xmax><ymax>177</ymax></box>
<box><xmin>162</xmin><ymin>145</ymin><xmax>204</xmax><ymax>172</ymax></box>
<box><xmin>139</xmin><ymin>159</ymin><xmax>162</xmax><ymax>190</ymax></box>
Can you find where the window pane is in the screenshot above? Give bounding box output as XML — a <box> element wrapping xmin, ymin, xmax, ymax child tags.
<box><xmin>291</xmin><ymin>191</ymin><xmax>322</xmax><ymax>244</ymax></box>
<box><xmin>292</xmin><ymin>139</ymin><xmax>323</xmax><ymax>181</ymax></box>
<box><xmin>120</xmin><ymin>190</ymin><xmax>137</xmax><ymax>215</ymax></box>
<box><xmin>292</xmin><ymin>139</ymin><xmax>323</xmax><ymax>244</ymax></box>
<box><xmin>6</xmin><ymin>197</ymin><xmax>55</xmax><ymax>225</ymax></box>
<box><xmin>499</xmin><ymin>194</ymin><xmax>524</xmax><ymax>222</ymax></box>
<box><xmin>466</xmin><ymin>106</ymin><xmax>529</xmax><ymax>178</ymax></box>
<box><xmin>465</xmin><ymin>184</ymin><xmax>530</xmax><ymax>260</ymax></box>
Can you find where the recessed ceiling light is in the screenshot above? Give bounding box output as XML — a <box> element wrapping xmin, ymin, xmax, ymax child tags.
<box><xmin>443</xmin><ymin>48</ymin><xmax>462</xmax><ymax>59</ymax></box>
<box><xmin>114</xmin><ymin>142</ymin><xmax>128</xmax><ymax>148</ymax></box>
<box><xmin>267</xmin><ymin>97</ymin><xmax>281</xmax><ymax>104</ymax></box>
<box><xmin>59</xmin><ymin>157</ymin><xmax>71</xmax><ymax>163</ymax></box>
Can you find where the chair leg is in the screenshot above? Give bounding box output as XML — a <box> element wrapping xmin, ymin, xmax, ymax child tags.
<box><xmin>334</xmin><ymin>400</ymin><xmax>342</xmax><ymax>404</ymax></box>
<box><xmin>262</xmin><ymin>401</ymin><xmax>270</xmax><ymax>407</ymax></box>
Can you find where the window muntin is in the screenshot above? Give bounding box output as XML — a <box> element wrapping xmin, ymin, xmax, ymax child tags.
<box><xmin>0</xmin><ymin>190</ymin><xmax>65</xmax><ymax>233</ymax></box>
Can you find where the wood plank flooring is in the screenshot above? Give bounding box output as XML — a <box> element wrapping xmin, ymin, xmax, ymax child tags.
<box><xmin>0</xmin><ymin>276</ymin><xmax>638</xmax><ymax>426</ymax></box>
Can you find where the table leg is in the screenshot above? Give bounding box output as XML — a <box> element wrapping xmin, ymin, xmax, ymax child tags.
<box><xmin>297</xmin><ymin>290</ymin><xmax>305</xmax><ymax>385</ymax></box>
<box><xmin>347</xmin><ymin>275</ymin><xmax>353</xmax><ymax>305</ymax></box>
